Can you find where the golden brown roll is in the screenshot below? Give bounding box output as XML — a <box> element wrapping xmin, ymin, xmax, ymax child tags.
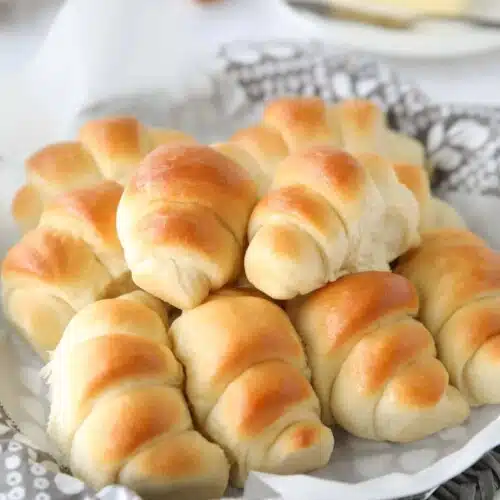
<box><xmin>396</xmin><ymin>229</ymin><xmax>500</xmax><ymax>405</ymax></box>
<box><xmin>287</xmin><ymin>271</ymin><xmax>470</xmax><ymax>442</ymax></box>
<box><xmin>354</xmin><ymin>153</ymin><xmax>420</xmax><ymax>261</ymax></box>
<box><xmin>78</xmin><ymin>117</ymin><xmax>196</xmax><ymax>185</ymax></box>
<box><xmin>12</xmin><ymin>142</ymin><xmax>103</xmax><ymax>232</ymax></box>
<box><xmin>221</xmin><ymin>98</ymin><xmax>339</xmax><ymax>196</ymax></box>
<box><xmin>116</xmin><ymin>144</ymin><xmax>258</xmax><ymax>310</ymax></box>
<box><xmin>2</xmin><ymin>181</ymin><xmax>136</xmax><ymax>358</ymax></box>
<box><xmin>45</xmin><ymin>291</ymin><xmax>229</xmax><ymax>500</ymax></box>
<box><xmin>244</xmin><ymin>146</ymin><xmax>419</xmax><ymax>300</ymax></box>
<box><xmin>170</xmin><ymin>293</ymin><xmax>334</xmax><ymax>487</ymax></box>
<box><xmin>261</xmin><ymin>97</ymin><xmax>340</xmax><ymax>151</ymax></box>
<box><xmin>12</xmin><ymin>117</ymin><xmax>197</xmax><ymax>232</ymax></box>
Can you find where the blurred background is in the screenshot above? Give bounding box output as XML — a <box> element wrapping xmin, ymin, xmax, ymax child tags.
<box><xmin>0</xmin><ymin>0</ymin><xmax>500</xmax><ymax>105</ymax></box>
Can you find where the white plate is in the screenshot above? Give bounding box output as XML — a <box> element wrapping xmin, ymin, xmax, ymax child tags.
<box><xmin>283</xmin><ymin>0</ymin><xmax>500</xmax><ymax>58</ymax></box>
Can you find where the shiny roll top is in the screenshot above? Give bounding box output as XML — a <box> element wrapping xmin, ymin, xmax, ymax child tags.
<box><xmin>116</xmin><ymin>144</ymin><xmax>258</xmax><ymax>310</ymax></box>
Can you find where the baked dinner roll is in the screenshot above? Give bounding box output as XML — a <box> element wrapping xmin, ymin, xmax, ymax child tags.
<box><xmin>393</xmin><ymin>162</ymin><xmax>466</xmax><ymax>233</ymax></box>
<box><xmin>2</xmin><ymin>181</ymin><xmax>135</xmax><ymax>358</ymax></box>
<box><xmin>287</xmin><ymin>272</ymin><xmax>470</xmax><ymax>441</ymax></box>
<box><xmin>386</xmin><ymin>128</ymin><xmax>429</xmax><ymax>171</ymax></box>
<box><xmin>396</xmin><ymin>229</ymin><xmax>500</xmax><ymax>406</ymax></box>
<box><xmin>12</xmin><ymin>142</ymin><xmax>103</xmax><ymax>233</ymax></box>
<box><xmin>244</xmin><ymin>146</ymin><xmax>419</xmax><ymax>300</ymax></box>
<box><xmin>170</xmin><ymin>292</ymin><xmax>334</xmax><ymax>487</ymax></box>
<box><xmin>116</xmin><ymin>144</ymin><xmax>258</xmax><ymax>310</ymax></box>
<box><xmin>12</xmin><ymin>116</ymin><xmax>197</xmax><ymax>232</ymax></box>
<box><xmin>45</xmin><ymin>291</ymin><xmax>229</xmax><ymax>500</ymax></box>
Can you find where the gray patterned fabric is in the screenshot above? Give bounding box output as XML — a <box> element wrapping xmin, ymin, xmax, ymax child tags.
<box><xmin>1</xmin><ymin>39</ymin><xmax>499</xmax><ymax>500</ymax></box>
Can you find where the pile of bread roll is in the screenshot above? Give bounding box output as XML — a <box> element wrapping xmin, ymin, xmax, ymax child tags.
<box><xmin>2</xmin><ymin>97</ymin><xmax>495</xmax><ymax>499</ymax></box>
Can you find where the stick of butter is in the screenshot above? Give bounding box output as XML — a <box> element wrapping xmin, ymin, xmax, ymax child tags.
<box><xmin>330</xmin><ymin>0</ymin><xmax>470</xmax><ymax>17</ymax></box>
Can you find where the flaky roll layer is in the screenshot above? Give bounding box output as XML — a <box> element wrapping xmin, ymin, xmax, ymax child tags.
<box><xmin>170</xmin><ymin>292</ymin><xmax>334</xmax><ymax>487</ymax></box>
<box><xmin>244</xmin><ymin>146</ymin><xmax>420</xmax><ymax>300</ymax></box>
<box><xmin>396</xmin><ymin>229</ymin><xmax>500</xmax><ymax>405</ymax></box>
<box><xmin>45</xmin><ymin>291</ymin><xmax>229</xmax><ymax>500</ymax></box>
<box><xmin>116</xmin><ymin>144</ymin><xmax>258</xmax><ymax>309</ymax></box>
<box><xmin>288</xmin><ymin>271</ymin><xmax>470</xmax><ymax>441</ymax></box>
<box><xmin>2</xmin><ymin>181</ymin><xmax>135</xmax><ymax>357</ymax></box>
<box><xmin>12</xmin><ymin>116</ymin><xmax>197</xmax><ymax>232</ymax></box>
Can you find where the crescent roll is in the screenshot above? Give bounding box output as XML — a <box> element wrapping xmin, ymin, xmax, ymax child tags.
<box><xmin>116</xmin><ymin>144</ymin><xmax>258</xmax><ymax>309</ymax></box>
<box><xmin>288</xmin><ymin>271</ymin><xmax>470</xmax><ymax>441</ymax></box>
<box><xmin>244</xmin><ymin>146</ymin><xmax>419</xmax><ymax>300</ymax></box>
<box><xmin>170</xmin><ymin>292</ymin><xmax>334</xmax><ymax>486</ymax></box>
<box><xmin>2</xmin><ymin>181</ymin><xmax>135</xmax><ymax>357</ymax></box>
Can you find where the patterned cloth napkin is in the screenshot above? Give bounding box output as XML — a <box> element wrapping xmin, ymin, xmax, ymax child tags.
<box><xmin>1</xmin><ymin>40</ymin><xmax>500</xmax><ymax>500</ymax></box>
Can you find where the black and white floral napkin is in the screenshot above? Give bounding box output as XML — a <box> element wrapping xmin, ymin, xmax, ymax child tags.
<box><xmin>1</xmin><ymin>40</ymin><xmax>500</xmax><ymax>500</ymax></box>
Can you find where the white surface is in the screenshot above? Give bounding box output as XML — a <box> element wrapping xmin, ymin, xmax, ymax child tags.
<box><xmin>1</xmin><ymin>1</ymin><xmax>500</xmax><ymax>499</ymax></box>
<box><xmin>0</xmin><ymin>0</ymin><xmax>61</xmax><ymax>74</ymax></box>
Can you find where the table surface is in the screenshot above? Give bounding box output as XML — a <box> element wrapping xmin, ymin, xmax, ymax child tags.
<box><xmin>1</xmin><ymin>1</ymin><xmax>500</xmax><ymax>499</ymax></box>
